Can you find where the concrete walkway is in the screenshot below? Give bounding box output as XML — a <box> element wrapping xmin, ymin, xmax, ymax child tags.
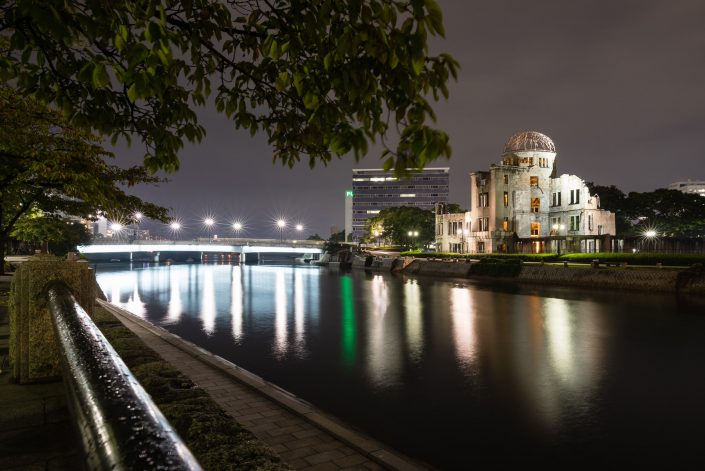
<box><xmin>99</xmin><ymin>300</ymin><xmax>427</xmax><ymax>471</ymax></box>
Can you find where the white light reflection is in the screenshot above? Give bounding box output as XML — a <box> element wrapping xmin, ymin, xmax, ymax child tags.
<box><xmin>404</xmin><ymin>280</ymin><xmax>424</xmax><ymax>363</ymax></box>
<box><xmin>273</xmin><ymin>271</ymin><xmax>288</xmax><ymax>357</ymax></box>
<box><xmin>294</xmin><ymin>270</ymin><xmax>306</xmax><ymax>354</ymax></box>
<box><xmin>166</xmin><ymin>266</ymin><xmax>182</xmax><ymax>324</ymax></box>
<box><xmin>450</xmin><ymin>286</ymin><xmax>477</xmax><ymax>372</ymax></box>
<box><xmin>201</xmin><ymin>267</ymin><xmax>216</xmax><ymax>335</ymax></box>
<box><xmin>125</xmin><ymin>277</ymin><xmax>146</xmax><ymax>318</ymax></box>
<box><xmin>367</xmin><ymin>275</ymin><xmax>402</xmax><ymax>389</ymax></box>
<box><xmin>231</xmin><ymin>266</ymin><xmax>243</xmax><ymax>342</ymax></box>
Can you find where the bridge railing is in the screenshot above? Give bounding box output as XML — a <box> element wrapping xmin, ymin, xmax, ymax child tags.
<box><xmin>88</xmin><ymin>237</ymin><xmax>326</xmax><ymax>249</ymax></box>
<box><xmin>47</xmin><ymin>281</ymin><xmax>202</xmax><ymax>470</ymax></box>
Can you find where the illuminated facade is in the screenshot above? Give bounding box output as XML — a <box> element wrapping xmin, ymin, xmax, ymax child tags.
<box><xmin>435</xmin><ymin>131</ymin><xmax>616</xmax><ymax>254</ymax></box>
<box><xmin>669</xmin><ymin>180</ymin><xmax>705</xmax><ymax>196</ymax></box>
<box><xmin>350</xmin><ymin>167</ymin><xmax>449</xmax><ymax>242</ymax></box>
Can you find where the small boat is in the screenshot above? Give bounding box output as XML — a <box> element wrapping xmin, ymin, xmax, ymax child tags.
<box><xmin>110</xmin><ymin>258</ymin><xmax>121</xmax><ymax>262</ymax></box>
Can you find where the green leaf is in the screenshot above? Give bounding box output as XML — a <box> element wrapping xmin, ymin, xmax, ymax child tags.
<box><xmin>92</xmin><ymin>63</ymin><xmax>109</xmax><ymax>88</ymax></box>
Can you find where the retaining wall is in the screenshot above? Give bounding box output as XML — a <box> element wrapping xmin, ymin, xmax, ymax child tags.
<box><xmin>398</xmin><ymin>260</ymin><xmax>705</xmax><ymax>295</ymax></box>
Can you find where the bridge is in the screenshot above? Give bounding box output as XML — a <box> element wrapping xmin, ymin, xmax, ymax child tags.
<box><xmin>77</xmin><ymin>238</ymin><xmax>325</xmax><ymax>263</ymax></box>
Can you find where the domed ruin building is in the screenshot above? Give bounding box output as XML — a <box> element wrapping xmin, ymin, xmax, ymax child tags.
<box><xmin>435</xmin><ymin>131</ymin><xmax>616</xmax><ymax>254</ymax></box>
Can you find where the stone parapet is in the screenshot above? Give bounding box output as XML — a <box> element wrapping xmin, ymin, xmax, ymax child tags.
<box><xmin>9</xmin><ymin>255</ymin><xmax>95</xmax><ymax>384</ymax></box>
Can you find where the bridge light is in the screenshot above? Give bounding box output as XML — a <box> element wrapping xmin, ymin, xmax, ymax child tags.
<box><xmin>232</xmin><ymin>222</ymin><xmax>242</xmax><ymax>231</ymax></box>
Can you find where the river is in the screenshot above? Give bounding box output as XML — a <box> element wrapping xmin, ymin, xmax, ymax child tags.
<box><xmin>96</xmin><ymin>262</ymin><xmax>705</xmax><ymax>469</ymax></box>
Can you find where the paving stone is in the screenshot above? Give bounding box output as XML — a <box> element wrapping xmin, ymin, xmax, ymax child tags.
<box><xmin>305</xmin><ymin>450</ymin><xmax>346</xmax><ymax>465</ymax></box>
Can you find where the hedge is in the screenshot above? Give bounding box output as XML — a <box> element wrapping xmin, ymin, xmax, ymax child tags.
<box><xmin>558</xmin><ymin>252</ymin><xmax>705</xmax><ymax>266</ymax></box>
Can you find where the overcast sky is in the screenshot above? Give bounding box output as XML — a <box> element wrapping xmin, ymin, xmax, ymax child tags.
<box><xmin>116</xmin><ymin>0</ymin><xmax>705</xmax><ymax>239</ymax></box>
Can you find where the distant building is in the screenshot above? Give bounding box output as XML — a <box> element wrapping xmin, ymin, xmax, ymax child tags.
<box><xmin>669</xmin><ymin>180</ymin><xmax>705</xmax><ymax>196</ymax></box>
<box><xmin>435</xmin><ymin>131</ymin><xmax>616</xmax><ymax>254</ymax></box>
<box><xmin>347</xmin><ymin>167</ymin><xmax>449</xmax><ymax>242</ymax></box>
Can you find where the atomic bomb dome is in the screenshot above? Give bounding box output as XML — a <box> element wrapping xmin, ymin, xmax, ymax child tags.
<box><xmin>503</xmin><ymin>131</ymin><xmax>556</xmax><ymax>154</ymax></box>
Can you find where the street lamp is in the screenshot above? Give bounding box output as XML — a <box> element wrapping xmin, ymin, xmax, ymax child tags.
<box><xmin>296</xmin><ymin>223</ymin><xmax>303</xmax><ymax>233</ymax></box>
<box><xmin>133</xmin><ymin>211</ymin><xmax>143</xmax><ymax>240</ymax></box>
<box><xmin>169</xmin><ymin>221</ymin><xmax>181</xmax><ymax>239</ymax></box>
<box><xmin>552</xmin><ymin>223</ymin><xmax>566</xmax><ymax>255</ymax></box>
<box><xmin>204</xmin><ymin>217</ymin><xmax>215</xmax><ymax>242</ymax></box>
<box><xmin>277</xmin><ymin>219</ymin><xmax>286</xmax><ymax>242</ymax></box>
<box><xmin>408</xmin><ymin>230</ymin><xmax>419</xmax><ymax>249</ymax></box>
<box><xmin>644</xmin><ymin>229</ymin><xmax>657</xmax><ymax>252</ymax></box>
<box><xmin>232</xmin><ymin>221</ymin><xmax>242</xmax><ymax>238</ymax></box>
<box><xmin>110</xmin><ymin>222</ymin><xmax>123</xmax><ymax>240</ymax></box>
<box><xmin>373</xmin><ymin>230</ymin><xmax>380</xmax><ymax>247</ymax></box>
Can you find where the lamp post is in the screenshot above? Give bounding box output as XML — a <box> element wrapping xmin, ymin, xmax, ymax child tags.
<box><xmin>552</xmin><ymin>223</ymin><xmax>566</xmax><ymax>255</ymax></box>
<box><xmin>456</xmin><ymin>228</ymin><xmax>463</xmax><ymax>254</ymax></box>
<box><xmin>232</xmin><ymin>221</ymin><xmax>242</xmax><ymax>238</ymax></box>
<box><xmin>373</xmin><ymin>230</ymin><xmax>380</xmax><ymax>247</ymax></box>
<box><xmin>132</xmin><ymin>211</ymin><xmax>143</xmax><ymax>240</ymax></box>
<box><xmin>296</xmin><ymin>223</ymin><xmax>303</xmax><ymax>235</ymax></box>
<box><xmin>644</xmin><ymin>230</ymin><xmax>657</xmax><ymax>252</ymax></box>
<box><xmin>204</xmin><ymin>218</ymin><xmax>214</xmax><ymax>242</ymax></box>
<box><xmin>110</xmin><ymin>223</ymin><xmax>123</xmax><ymax>240</ymax></box>
<box><xmin>277</xmin><ymin>219</ymin><xmax>286</xmax><ymax>242</ymax></box>
<box><xmin>408</xmin><ymin>230</ymin><xmax>419</xmax><ymax>249</ymax></box>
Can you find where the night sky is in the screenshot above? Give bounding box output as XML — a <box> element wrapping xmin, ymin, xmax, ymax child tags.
<box><xmin>115</xmin><ymin>0</ymin><xmax>705</xmax><ymax>239</ymax></box>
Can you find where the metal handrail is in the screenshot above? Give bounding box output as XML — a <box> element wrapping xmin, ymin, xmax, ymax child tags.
<box><xmin>47</xmin><ymin>282</ymin><xmax>202</xmax><ymax>471</ymax></box>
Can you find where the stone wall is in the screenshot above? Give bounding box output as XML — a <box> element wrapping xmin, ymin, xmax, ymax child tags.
<box><xmin>395</xmin><ymin>259</ymin><xmax>705</xmax><ymax>295</ymax></box>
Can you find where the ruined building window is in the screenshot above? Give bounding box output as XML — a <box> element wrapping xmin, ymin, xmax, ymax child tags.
<box><xmin>588</xmin><ymin>214</ymin><xmax>594</xmax><ymax>231</ymax></box>
<box><xmin>479</xmin><ymin>218</ymin><xmax>489</xmax><ymax>231</ymax></box>
<box><xmin>552</xmin><ymin>191</ymin><xmax>561</xmax><ymax>207</ymax></box>
<box><xmin>530</xmin><ymin>176</ymin><xmax>538</xmax><ymax>187</ymax></box>
<box><xmin>531</xmin><ymin>223</ymin><xmax>540</xmax><ymax>236</ymax></box>
<box><xmin>570</xmin><ymin>189</ymin><xmax>581</xmax><ymax>205</ymax></box>
<box><xmin>503</xmin><ymin>191</ymin><xmax>509</xmax><ymax>207</ymax></box>
<box><xmin>531</xmin><ymin>197</ymin><xmax>540</xmax><ymax>213</ymax></box>
<box><xmin>504</xmin><ymin>174</ymin><xmax>509</xmax><ymax>185</ymax></box>
<box><xmin>479</xmin><ymin>192</ymin><xmax>489</xmax><ymax>207</ymax></box>
<box><xmin>570</xmin><ymin>215</ymin><xmax>580</xmax><ymax>231</ymax></box>
<box><xmin>503</xmin><ymin>217</ymin><xmax>509</xmax><ymax>232</ymax></box>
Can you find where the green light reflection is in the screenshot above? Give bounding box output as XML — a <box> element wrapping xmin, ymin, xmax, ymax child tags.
<box><xmin>341</xmin><ymin>275</ymin><xmax>356</xmax><ymax>367</ymax></box>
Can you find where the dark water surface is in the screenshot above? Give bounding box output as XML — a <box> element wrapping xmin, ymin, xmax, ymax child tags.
<box><xmin>96</xmin><ymin>262</ymin><xmax>705</xmax><ymax>469</ymax></box>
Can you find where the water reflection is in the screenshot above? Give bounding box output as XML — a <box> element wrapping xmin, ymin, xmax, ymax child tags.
<box><xmin>95</xmin><ymin>264</ymin><xmax>704</xmax><ymax>469</ymax></box>
<box><xmin>273</xmin><ymin>270</ymin><xmax>288</xmax><ymax>357</ymax></box>
<box><xmin>404</xmin><ymin>280</ymin><xmax>424</xmax><ymax>363</ymax></box>
<box><xmin>230</xmin><ymin>266</ymin><xmax>243</xmax><ymax>342</ymax></box>
<box><xmin>450</xmin><ymin>285</ymin><xmax>477</xmax><ymax>374</ymax></box>
<box><xmin>200</xmin><ymin>266</ymin><xmax>216</xmax><ymax>335</ymax></box>
<box><xmin>166</xmin><ymin>266</ymin><xmax>182</xmax><ymax>324</ymax></box>
<box><xmin>366</xmin><ymin>275</ymin><xmax>402</xmax><ymax>389</ymax></box>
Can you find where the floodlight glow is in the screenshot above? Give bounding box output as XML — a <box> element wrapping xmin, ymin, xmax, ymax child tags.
<box><xmin>110</xmin><ymin>223</ymin><xmax>123</xmax><ymax>232</ymax></box>
<box><xmin>134</xmin><ymin>212</ymin><xmax>143</xmax><ymax>220</ymax></box>
<box><xmin>296</xmin><ymin>224</ymin><xmax>303</xmax><ymax>231</ymax></box>
<box><xmin>232</xmin><ymin>222</ymin><xmax>242</xmax><ymax>231</ymax></box>
<box><xmin>170</xmin><ymin>222</ymin><xmax>181</xmax><ymax>230</ymax></box>
<box><xmin>277</xmin><ymin>219</ymin><xmax>286</xmax><ymax>228</ymax></box>
<box><xmin>645</xmin><ymin>230</ymin><xmax>657</xmax><ymax>238</ymax></box>
<box><xmin>204</xmin><ymin>218</ymin><xmax>214</xmax><ymax>226</ymax></box>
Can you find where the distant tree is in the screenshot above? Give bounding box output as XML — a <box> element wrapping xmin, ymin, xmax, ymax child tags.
<box><xmin>10</xmin><ymin>212</ymin><xmax>92</xmax><ymax>256</ymax></box>
<box><xmin>323</xmin><ymin>229</ymin><xmax>346</xmax><ymax>253</ymax></box>
<box><xmin>586</xmin><ymin>182</ymin><xmax>705</xmax><ymax>238</ymax></box>
<box><xmin>365</xmin><ymin>206</ymin><xmax>434</xmax><ymax>248</ymax></box>
<box><xmin>624</xmin><ymin>189</ymin><xmax>705</xmax><ymax>238</ymax></box>
<box><xmin>306</xmin><ymin>233</ymin><xmax>323</xmax><ymax>241</ymax></box>
<box><xmin>0</xmin><ymin>0</ymin><xmax>458</xmax><ymax>173</ymax></box>
<box><xmin>0</xmin><ymin>87</ymin><xmax>168</xmax><ymax>274</ymax></box>
<box><xmin>445</xmin><ymin>202</ymin><xmax>465</xmax><ymax>213</ymax></box>
<box><xmin>585</xmin><ymin>182</ymin><xmax>631</xmax><ymax>234</ymax></box>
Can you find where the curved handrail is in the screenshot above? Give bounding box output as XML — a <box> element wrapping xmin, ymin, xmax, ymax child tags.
<box><xmin>47</xmin><ymin>282</ymin><xmax>202</xmax><ymax>470</ymax></box>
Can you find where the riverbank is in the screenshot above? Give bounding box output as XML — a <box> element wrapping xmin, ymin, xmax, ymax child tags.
<box><xmin>379</xmin><ymin>258</ymin><xmax>705</xmax><ymax>294</ymax></box>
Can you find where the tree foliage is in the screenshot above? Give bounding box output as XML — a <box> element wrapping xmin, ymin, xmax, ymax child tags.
<box><xmin>0</xmin><ymin>0</ymin><xmax>458</xmax><ymax>173</ymax></box>
<box><xmin>587</xmin><ymin>182</ymin><xmax>705</xmax><ymax>238</ymax></box>
<box><xmin>11</xmin><ymin>211</ymin><xmax>92</xmax><ymax>255</ymax></box>
<box><xmin>364</xmin><ymin>205</ymin><xmax>433</xmax><ymax>248</ymax></box>
<box><xmin>0</xmin><ymin>87</ymin><xmax>168</xmax><ymax>272</ymax></box>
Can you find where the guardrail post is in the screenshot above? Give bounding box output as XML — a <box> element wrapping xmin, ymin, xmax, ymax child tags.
<box><xmin>9</xmin><ymin>254</ymin><xmax>95</xmax><ymax>384</ymax></box>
